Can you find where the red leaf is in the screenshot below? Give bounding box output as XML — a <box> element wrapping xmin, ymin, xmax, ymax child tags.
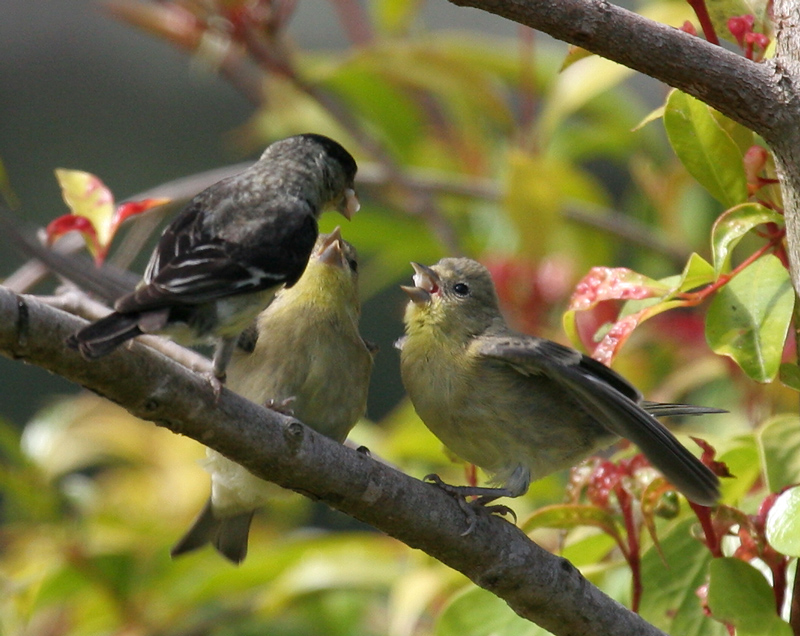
<box><xmin>569</xmin><ymin>266</ymin><xmax>668</xmax><ymax>310</ymax></box>
<box><xmin>591</xmin><ymin>312</ymin><xmax>642</xmax><ymax>366</ymax></box>
<box><xmin>572</xmin><ymin>299</ymin><xmax>620</xmax><ymax>354</ymax></box>
<box><xmin>45</xmin><ymin>214</ymin><xmax>100</xmax><ymax>256</ymax></box>
<box><xmin>112</xmin><ymin>198</ymin><xmax>169</xmax><ymax>230</ymax></box>
<box><xmin>691</xmin><ymin>437</ymin><xmax>734</xmax><ymax>478</ymax></box>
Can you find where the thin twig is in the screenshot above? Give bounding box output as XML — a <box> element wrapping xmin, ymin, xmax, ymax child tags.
<box><xmin>563</xmin><ymin>206</ymin><xmax>691</xmax><ymax>267</ymax></box>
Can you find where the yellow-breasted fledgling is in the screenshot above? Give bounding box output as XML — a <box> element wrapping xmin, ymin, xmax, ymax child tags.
<box><xmin>398</xmin><ymin>257</ymin><xmax>721</xmax><ymax>522</ymax></box>
<box><xmin>171</xmin><ymin>228</ymin><xmax>374</xmax><ymax>563</ymax></box>
<box><xmin>67</xmin><ymin>134</ymin><xmax>360</xmax><ymax>384</ymax></box>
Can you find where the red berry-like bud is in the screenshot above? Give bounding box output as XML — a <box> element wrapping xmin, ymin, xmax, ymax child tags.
<box><xmin>747</xmin><ymin>32</ymin><xmax>770</xmax><ymax>50</ymax></box>
<box><xmin>744</xmin><ymin>145</ymin><xmax>770</xmax><ymax>193</ymax></box>
<box><xmin>727</xmin><ymin>15</ymin><xmax>753</xmax><ymax>46</ymax></box>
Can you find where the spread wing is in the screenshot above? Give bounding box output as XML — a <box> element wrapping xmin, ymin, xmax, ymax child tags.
<box><xmin>477</xmin><ymin>335</ymin><xmax>720</xmax><ymax>505</ymax></box>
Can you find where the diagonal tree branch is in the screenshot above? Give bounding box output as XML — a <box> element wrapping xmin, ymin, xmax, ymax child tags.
<box><xmin>0</xmin><ymin>285</ymin><xmax>667</xmax><ymax>636</ymax></box>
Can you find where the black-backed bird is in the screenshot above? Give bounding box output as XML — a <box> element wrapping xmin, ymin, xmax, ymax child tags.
<box><xmin>67</xmin><ymin>134</ymin><xmax>360</xmax><ymax>384</ymax></box>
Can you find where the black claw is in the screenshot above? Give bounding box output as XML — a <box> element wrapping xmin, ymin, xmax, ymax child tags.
<box><xmin>204</xmin><ymin>371</ymin><xmax>225</xmax><ymax>404</ymax></box>
<box><xmin>478</xmin><ymin>501</ymin><xmax>517</xmax><ymax>524</ymax></box>
<box><xmin>424</xmin><ymin>473</ymin><xmax>446</xmax><ymax>486</ymax></box>
<box><xmin>424</xmin><ymin>473</ymin><xmax>517</xmax><ymax>534</ymax></box>
<box><xmin>264</xmin><ymin>396</ymin><xmax>296</xmax><ymax>416</ymax></box>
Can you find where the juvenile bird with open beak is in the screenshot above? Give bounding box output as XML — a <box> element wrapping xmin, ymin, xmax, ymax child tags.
<box><xmin>68</xmin><ymin>134</ymin><xmax>360</xmax><ymax>386</ymax></box>
<box><xmin>398</xmin><ymin>257</ymin><xmax>722</xmax><ymax>530</ymax></box>
<box><xmin>171</xmin><ymin>228</ymin><xmax>374</xmax><ymax>563</ymax></box>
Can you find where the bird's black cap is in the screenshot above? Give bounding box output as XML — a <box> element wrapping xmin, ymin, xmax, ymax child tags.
<box><xmin>297</xmin><ymin>133</ymin><xmax>358</xmax><ymax>183</ymax></box>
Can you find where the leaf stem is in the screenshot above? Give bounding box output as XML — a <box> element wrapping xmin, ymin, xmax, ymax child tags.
<box><xmin>679</xmin><ymin>231</ymin><xmax>785</xmax><ymax>304</ymax></box>
<box><xmin>685</xmin><ymin>0</ymin><xmax>720</xmax><ymax>45</ymax></box>
<box><xmin>689</xmin><ymin>502</ymin><xmax>723</xmax><ymax>557</ymax></box>
<box><xmin>616</xmin><ymin>485</ymin><xmax>642</xmax><ymax>612</ymax></box>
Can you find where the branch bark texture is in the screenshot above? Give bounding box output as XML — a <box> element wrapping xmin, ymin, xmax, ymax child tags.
<box><xmin>0</xmin><ymin>285</ymin><xmax>666</xmax><ymax>636</ymax></box>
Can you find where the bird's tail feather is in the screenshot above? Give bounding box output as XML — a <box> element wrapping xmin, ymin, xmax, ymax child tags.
<box><xmin>66</xmin><ymin>312</ymin><xmax>144</xmax><ymax>359</ymax></box>
<box><xmin>171</xmin><ymin>499</ymin><xmax>253</xmax><ymax>564</ymax></box>
<box><xmin>642</xmin><ymin>401</ymin><xmax>727</xmax><ymax>418</ymax></box>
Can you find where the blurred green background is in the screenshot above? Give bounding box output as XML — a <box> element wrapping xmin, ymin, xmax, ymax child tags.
<box><xmin>2</xmin><ymin>1</ymin><xmax>794</xmax><ymax>635</ymax></box>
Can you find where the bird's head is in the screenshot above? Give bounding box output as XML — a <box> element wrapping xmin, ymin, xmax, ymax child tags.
<box><xmin>401</xmin><ymin>257</ymin><xmax>501</xmax><ymax>339</ymax></box>
<box><xmin>259</xmin><ymin>133</ymin><xmax>360</xmax><ymax>220</ymax></box>
<box><xmin>301</xmin><ymin>133</ymin><xmax>360</xmax><ymax>220</ymax></box>
<box><xmin>288</xmin><ymin>226</ymin><xmax>361</xmax><ymax>318</ymax></box>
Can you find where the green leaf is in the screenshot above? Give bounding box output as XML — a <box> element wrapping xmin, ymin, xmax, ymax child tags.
<box><xmin>561</xmin><ymin>531</ymin><xmax>618</xmax><ymax>568</ymax></box>
<box><xmin>711</xmin><ymin>110</ymin><xmax>755</xmax><ymax>157</ymax></box>
<box><xmin>632</xmin><ymin>104</ymin><xmax>665</xmax><ymax>131</ymax></box>
<box><xmin>640</xmin><ymin>519</ymin><xmax>725</xmax><ymax>636</ymax></box>
<box><xmin>539</xmin><ymin>56</ymin><xmax>634</xmax><ymax>144</ymax></box>
<box><xmin>316</xmin><ymin>60</ymin><xmax>426</xmax><ymax>163</ymax></box>
<box><xmin>559</xmin><ymin>45</ymin><xmax>594</xmax><ymax>72</ymax></box>
<box><xmin>718</xmin><ymin>436</ymin><xmax>762</xmax><ymax>502</ymax></box>
<box><xmin>430</xmin><ymin>35</ymin><xmax>558</xmax><ymax>89</ymax></box>
<box><xmin>522</xmin><ymin>504</ymin><xmax>624</xmax><ymax>549</ymax></box>
<box><xmin>263</xmin><ymin>533</ymin><xmax>404</xmax><ymax>610</ymax></box>
<box><xmin>707</xmin><ymin>558</ymin><xmax>791</xmax><ymax>636</ymax></box>
<box><xmin>0</xmin><ymin>417</ymin><xmax>62</xmax><ymax>522</ymax></box>
<box><xmin>674</xmin><ymin>252</ymin><xmax>717</xmax><ymax>293</ymax></box>
<box><xmin>766</xmin><ymin>487</ymin><xmax>800</xmax><ymax>557</ymax></box>
<box><xmin>348</xmin><ymin>40</ymin><xmax>513</xmax><ymax>136</ymax></box>
<box><xmin>710</xmin><ymin>203</ymin><xmax>784</xmax><ymax>275</ymax></box>
<box><xmin>664</xmin><ymin>90</ymin><xmax>748</xmax><ymax>207</ymax></box>
<box><xmin>758</xmin><ymin>415</ymin><xmax>800</xmax><ymax>492</ymax></box>
<box><xmin>436</xmin><ymin>586</ymin><xmax>554</xmax><ymax>636</ymax></box>
<box><xmin>503</xmin><ymin>151</ymin><xmax>611</xmax><ymax>271</ymax></box>
<box><xmin>705</xmin><ymin>255</ymin><xmax>794</xmax><ymax>382</ymax></box>
<box><xmin>778</xmin><ymin>363</ymin><xmax>800</xmax><ymax>392</ymax></box>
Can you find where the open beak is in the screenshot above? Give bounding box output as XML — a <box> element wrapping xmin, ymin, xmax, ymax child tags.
<box><xmin>337</xmin><ymin>188</ymin><xmax>360</xmax><ymax>220</ymax></box>
<box><xmin>400</xmin><ymin>262</ymin><xmax>440</xmax><ymax>305</ymax></box>
<box><xmin>317</xmin><ymin>226</ymin><xmax>345</xmax><ymax>268</ymax></box>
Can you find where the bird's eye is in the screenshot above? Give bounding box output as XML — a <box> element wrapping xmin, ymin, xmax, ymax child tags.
<box><xmin>348</xmin><ymin>258</ymin><xmax>358</xmax><ymax>273</ymax></box>
<box><xmin>453</xmin><ymin>282</ymin><xmax>470</xmax><ymax>297</ymax></box>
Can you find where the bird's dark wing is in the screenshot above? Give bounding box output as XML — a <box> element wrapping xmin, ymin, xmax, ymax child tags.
<box><xmin>115</xmin><ymin>203</ymin><xmax>317</xmax><ymax>312</ymax></box>
<box><xmin>477</xmin><ymin>335</ymin><xmax>720</xmax><ymax>505</ymax></box>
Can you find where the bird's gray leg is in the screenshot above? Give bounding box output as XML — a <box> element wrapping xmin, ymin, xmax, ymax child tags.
<box><xmin>424</xmin><ymin>474</ymin><xmax>518</xmax><ymax>535</ymax></box>
<box><xmin>204</xmin><ymin>336</ymin><xmax>238</xmax><ymax>400</ymax></box>
<box><xmin>212</xmin><ymin>336</ymin><xmax>237</xmax><ymax>380</ymax></box>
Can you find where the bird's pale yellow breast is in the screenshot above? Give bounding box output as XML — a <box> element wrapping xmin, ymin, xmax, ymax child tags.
<box><xmin>400</xmin><ymin>307</ymin><xmax>476</xmax><ymax>431</ymax></box>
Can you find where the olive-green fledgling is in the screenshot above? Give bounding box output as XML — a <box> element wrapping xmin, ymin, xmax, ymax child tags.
<box><xmin>398</xmin><ymin>257</ymin><xmax>721</xmax><ymax>516</ymax></box>
<box><xmin>171</xmin><ymin>229</ymin><xmax>374</xmax><ymax>563</ymax></box>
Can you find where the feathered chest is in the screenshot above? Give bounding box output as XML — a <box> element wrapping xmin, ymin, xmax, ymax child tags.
<box><xmin>399</xmin><ymin>327</ymin><xmax>478</xmax><ymax>425</ymax></box>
